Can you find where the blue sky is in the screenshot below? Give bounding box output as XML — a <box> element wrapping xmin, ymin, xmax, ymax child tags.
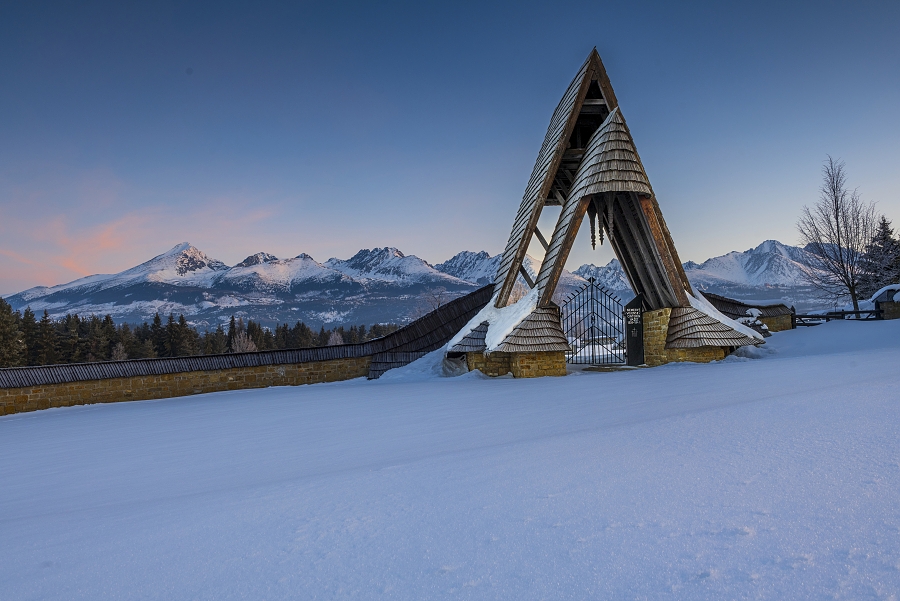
<box><xmin>1</xmin><ymin>0</ymin><xmax>898</xmax><ymax>293</ymax></box>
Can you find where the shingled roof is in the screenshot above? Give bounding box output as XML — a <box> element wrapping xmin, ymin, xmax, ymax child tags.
<box><xmin>665</xmin><ymin>307</ymin><xmax>764</xmax><ymax>349</ymax></box>
<box><xmin>448</xmin><ymin>321</ymin><xmax>489</xmax><ymax>353</ymax></box>
<box><xmin>493</xmin><ymin>307</ymin><xmax>570</xmax><ymax>353</ymax></box>
<box><xmin>702</xmin><ymin>293</ymin><xmax>792</xmax><ymax>321</ymax></box>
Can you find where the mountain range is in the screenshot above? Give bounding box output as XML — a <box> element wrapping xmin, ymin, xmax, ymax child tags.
<box><xmin>4</xmin><ymin>240</ymin><xmax>822</xmax><ymax>328</ymax></box>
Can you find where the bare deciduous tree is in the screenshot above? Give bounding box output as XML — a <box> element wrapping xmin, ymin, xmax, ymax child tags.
<box><xmin>408</xmin><ymin>287</ymin><xmax>451</xmax><ymax>321</ymax></box>
<box><xmin>327</xmin><ymin>331</ymin><xmax>344</xmax><ymax>346</ymax></box>
<box><xmin>797</xmin><ymin>156</ymin><xmax>878</xmax><ymax>311</ymax></box>
<box><xmin>110</xmin><ymin>342</ymin><xmax>128</xmax><ymax>361</ymax></box>
<box><xmin>230</xmin><ymin>330</ymin><xmax>258</xmax><ymax>353</ymax></box>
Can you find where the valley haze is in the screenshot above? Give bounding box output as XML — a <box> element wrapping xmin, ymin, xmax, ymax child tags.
<box><xmin>5</xmin><ymin>240</ymin><xmax>823</xmax><ymax>329</ymax></box>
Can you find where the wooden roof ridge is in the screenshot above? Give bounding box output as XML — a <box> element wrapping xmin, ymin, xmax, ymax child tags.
<box><xmin>665</xmin><ymin>307</ymin><xmax>763</xmax><ymax>349</ymax></box>
<box><xmin>493</xmin><ymin>49</ymin><xmax>616</xmax><ymax>308</ymax></box>
<box><xmin>493</xmin><ymin>307</ymin><xmax>570</xmax><ymax>353</ymax></box>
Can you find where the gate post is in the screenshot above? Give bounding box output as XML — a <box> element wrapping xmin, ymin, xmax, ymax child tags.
<box><xmin>624</xmin><ymin>294</ymin><xmax>644</xmax><ymax>366</ymax></box>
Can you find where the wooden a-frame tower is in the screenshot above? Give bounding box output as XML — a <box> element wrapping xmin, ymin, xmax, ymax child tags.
<box><xmin>446</xmin><ymin>49</ymin><xmax>762</xmax><ymax>375</ymax></box>
<box><xmin>494</xmin><ymin>48</ymin><xmax>693</xmax><ymax>311</ymax></box>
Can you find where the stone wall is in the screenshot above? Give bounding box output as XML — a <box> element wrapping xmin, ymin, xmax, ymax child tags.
<box><xmin>464</xmin><ymin>351</ymin><xmax>567</xmax><ymax>378</ymax></box>
<box><xmin>642</xmin><ymin>308</ymin><xmax>727</xmax><ymax>367</ymax></box>
<box><xmin>465</xmin><ymin>352</ymin><xmax>511</xmax><ymax>377</ymax></box>
<box><xmin>510</xmin><ymin>351</ymin><xmax>567</xmax><ymax>378</ymax></box>
<box><xmin>760</xmin><ymin>314</ymin><xmax>793</xmax><ymax>332</ymax></box>
<box><xmin>881</xmin><ymin>301</ymin><xmax>900</xmax><ymax>320</ymax></box>
<box><xmin>0</xmin><ymin>356</ymin><xmax>370</xmax><ymax>416</ymax></box>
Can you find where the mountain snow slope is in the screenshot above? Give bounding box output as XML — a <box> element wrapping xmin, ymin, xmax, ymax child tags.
<box><xmin>3</xmin><ymin>321</ymin><xmax>899</xmax><ymax>599</ymax></box>
<box><xmin>571</xmin><ymin>240</ymin><xmax>823</xmax><ymax>310</ymax></box>
<box><xmin>4</xmin><ymin>240</ymin><xmax>827</xmax><ymax>327</ymax></box>
<box><xmin>5</xmin><ymin>244</ymin><xmax>476</xmax><ymax>328</ymax></box>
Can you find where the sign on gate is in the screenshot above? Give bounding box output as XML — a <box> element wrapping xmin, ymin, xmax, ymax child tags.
<box><xmin>624</xmin><ymin>294</ymin><xmax>644</xmax><ymax>366</ymax></box>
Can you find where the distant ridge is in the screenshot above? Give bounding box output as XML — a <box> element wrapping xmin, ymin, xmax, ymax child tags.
<box><xmin>4</xmin><ymin>240</ymin><xmax>824</xmax><ymax>328</ymax></box>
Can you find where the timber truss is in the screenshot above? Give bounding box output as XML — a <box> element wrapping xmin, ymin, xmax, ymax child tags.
<box><xmin>493</xmin><ymin>49</ymin><xmax>694</xmax><ymax>311</ymax></box>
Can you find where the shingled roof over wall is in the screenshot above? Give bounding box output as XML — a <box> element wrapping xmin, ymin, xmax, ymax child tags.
<box><xmin>493</xmin><ymin>307</ymin><xmax>570</xmax><ymax>353</ymax></box>
<box><xmin>665</xmin><ymin>307</ymin><xmax>763</xmax><ymax>349</ymax></box>
<box><xmin>448</xmin><ymin>321</ymin><xmax>489</xmax><ymax>354</ymax></box>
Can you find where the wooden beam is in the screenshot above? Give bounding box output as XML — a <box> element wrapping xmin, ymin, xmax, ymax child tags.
<box><xmin>647</xmin><ymin>196</ymin><xmax>695</xmax><ymax>297</ymax></box>
<box><xmin>639</xmin><ymin>196</ymin><xmax>690</xmax><ymax>307</ymax></box>
<box><xmin>537</xmin><ymin>196</ymin><xmax>591</xmax><ymax>307</ymax></box>
<box><xmin>494</xmin><ymin>54</ymin><xmax>598</xmax><ymax>308</ymax></box>
<box><xmin>533</xmin><ymin>227</ymin><xmax>550</xmax><ymax>251</ymax></box>
<box><xmin>519</xmin><ymin>265</ymin><xmax>535</xmax><ymax>289</ymax></box>
<box><xmin>612</xmin><ymin>194</ymin><xmax>676</xmax><ymax>309</ymax></box>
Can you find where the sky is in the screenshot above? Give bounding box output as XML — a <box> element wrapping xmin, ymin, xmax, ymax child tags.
<box><xmin>1</xmin><ymin>0</ymin><xmax>899</xmax><ymax>294</ymax></box>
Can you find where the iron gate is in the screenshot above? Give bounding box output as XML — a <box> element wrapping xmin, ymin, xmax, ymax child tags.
<box><xmin>561</xmin><ymin>278</ymin><xmax>626</xmax><ymax>364</ymax></box>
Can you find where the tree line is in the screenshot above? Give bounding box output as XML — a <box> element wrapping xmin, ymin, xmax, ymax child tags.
<box><xmin>0</xmin><ymin>306</ymin><xmax>398</xmax><ymax>368</ymax></box>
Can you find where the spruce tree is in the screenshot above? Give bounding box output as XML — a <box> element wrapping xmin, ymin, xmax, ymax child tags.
<box><xmin>36</xmin><ymin>310</ymin><xmax>58</xmax><ymax>365</ymax></box>
<box><xmin>151</xmin><ymin>313</ymin><xmax>166</xmax><ymax>357</ymax></box>
<box><xmin>859</xmin><ymin>216</ymin><xmax>900</xmax><ymax>297</ymax></box>
<box><xmin>21</xmin><ymin>307</ymin><xmax>38</xmax><ymax>365</ymax></box>
<box><xmin>227</xmin><ymin>316</ymin><xmax>237</xmax><ymax>351</ymax></box>
<box><xmin>0</xmin><ymin>298</ymin><xmax>25</xmax><ymax>368</ymax></box>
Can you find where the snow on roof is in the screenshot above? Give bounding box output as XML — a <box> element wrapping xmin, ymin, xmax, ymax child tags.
<box><xmin>868</xmin><ymin>282</ymin><xmax>900</xmax><ymax>303</ymax></box>
<box><xmin>447</xmin><ymin>288</ymin><xmax>540</xmax><ymax>352</ymax></box>
<box><xmin>689</xmin><ymin>292</ymin><xmax>765</xmax><ymax>342</ymax></box>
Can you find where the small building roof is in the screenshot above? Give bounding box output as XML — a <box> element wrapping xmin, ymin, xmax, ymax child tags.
<box><xmin>702</xmin><ymin>293</ymin><xmax>792</xmax><ymax>321</ymax></box>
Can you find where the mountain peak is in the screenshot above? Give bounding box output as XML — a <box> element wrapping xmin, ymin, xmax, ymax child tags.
<box><xmin>236</xmin><ymin>252</ymin><xmax>279</xmax><ymax>268</ymax></box>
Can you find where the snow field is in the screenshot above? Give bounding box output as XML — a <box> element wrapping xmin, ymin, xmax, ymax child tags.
<box><xmin>2</xmin><ymin>321</ymin><xmax>900</xmax><ymax>599</ymax></box>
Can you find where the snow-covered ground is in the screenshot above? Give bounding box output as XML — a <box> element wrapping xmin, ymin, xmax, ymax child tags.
<box><xmin>3</xmin><ymin>321</ymin><xmax>900</xmax><ymax>599</ymax></box>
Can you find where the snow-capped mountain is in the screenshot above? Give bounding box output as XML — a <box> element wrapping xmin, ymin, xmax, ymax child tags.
<box><xmin>684</xmin><ymin>240</ymin><xmax>814</xmax><ymax>288</ymax></box>
<box><xmin>5</xmin><ymin>244</ymin><xmax>479</xmax><ymax>329</ymax></box>
<box><xmin>435</xmin><ymin>251</ymin><xmax>500</xmax><ymax>286</ymax></box>
<box><xmin>325</xmin><ymin>248</ymin><xmax>470</xmax><ymax>286</ymax></box>
<box><xmin>572</xmin><ymin>259</ymin><xmax>631</xmax><ymax>292</ymax></box>
<box><xmin>4</xmin><ymin>239</ymin><xmax>825</xmax><ymax>328</ymax></box>
<box><xmin>571</xmin><ymin>240</ymin><xmax>822</xmax><ymax>309</ymax></box>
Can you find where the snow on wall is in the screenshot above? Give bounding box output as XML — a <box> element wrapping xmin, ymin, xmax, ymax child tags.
<box><xmin>447</xmin><ymin>288</ymin><xmax>540</xmax><ymax>352</ymax></box>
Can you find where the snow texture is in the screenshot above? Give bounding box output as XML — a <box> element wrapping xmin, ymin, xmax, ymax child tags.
<box><xmin>447</xmin><ymin>288</ymin><xmax>540</xmax><ymax>351</ymax></box>
<box><xmin>3</xmin><ymin>321</ymin><xmax>900</xmax><ymax>599</ymax></box>
<box><xmin>689</xmin><ymin>291</ymin><xmax>765</xmax><ymax>341</ymax></box>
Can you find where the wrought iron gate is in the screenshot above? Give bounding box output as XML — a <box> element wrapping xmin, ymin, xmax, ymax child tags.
<box><xmin>561</xmin><ymin>278</ymin><xmax>626</xmax><ymax>365</ymax></box>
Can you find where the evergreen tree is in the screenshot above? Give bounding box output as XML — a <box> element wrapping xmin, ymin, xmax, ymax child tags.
<box><xmin>21</xmin><ymin>307</ymin><xmax>38</xmax><ymax>365</ymax></box>
<box><xmin>150</xmin><ymin>313</ymin><xmax>167</xmax><ymax>357</ymax></box>
<box><xmin>203</xmin><ymin>325</ymin><xmax>228</xmax><ymax>355</ymax></box>
<box><xmin>227</xmin><ymin>316</ymin><xmax>237</xmax><ymax>351</ymax></box>
<box><xmin>0</xmin><ymin>298</ymin><xmax>25</xmax><ymax>368</ymax></box>
<box><xmin>859</xmin><ymin>216</ymin><xmax>900</xmax><ymax>297</ymax></box>
<box><xmin>36</xmin><ymin>310</ymin><xmax>58</xmax><ymax>365</ymax></box>
<box><xmin>60</xmin><ymin>314</ymin><xmax>81</xmax><ymax>363</ymax></box>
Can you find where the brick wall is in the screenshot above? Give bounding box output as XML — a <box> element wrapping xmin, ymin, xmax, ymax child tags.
<box><xmin>0</xmin><ymin>356</ymin><xmax>370</xmax><ymax>416</ymax></box>
<box><xmin>642</xmin><ymin>308</ymin><xmax>726</xmax><ymax>367</ymax></box>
